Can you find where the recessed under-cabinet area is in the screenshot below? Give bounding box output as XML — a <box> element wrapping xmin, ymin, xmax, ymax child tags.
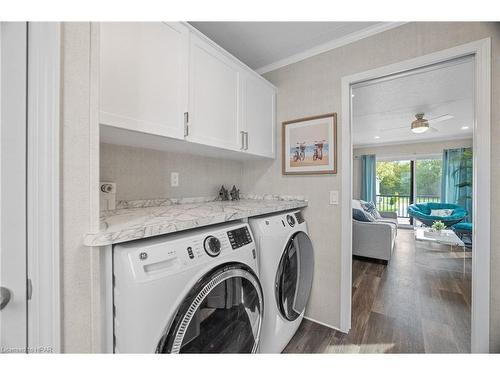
<box><xmin>99</xmin><ymin>22</ymin><xmax>276</xmax><ymax>159</ymax></box>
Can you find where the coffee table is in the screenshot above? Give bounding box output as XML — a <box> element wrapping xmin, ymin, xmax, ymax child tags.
<box><xmin>414</xmin><ymin>228</ymin><xmax>465</xmax><ymax>248</ymax></box>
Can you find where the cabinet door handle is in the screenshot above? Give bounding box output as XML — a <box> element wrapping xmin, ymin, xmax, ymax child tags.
<box><xmin>184</xmin><ymin>112</ymin><xmax>189</xmax><ymax>137</ymax></box>
<box><xmin>244</xmin><ymin>132</ymin><xmax>249</xmax><ymax>150</ymax></box>
<box><xmin>240</xmin><ymin>131</ymin><xmax>245</xmax><ymax>150</ymax></box>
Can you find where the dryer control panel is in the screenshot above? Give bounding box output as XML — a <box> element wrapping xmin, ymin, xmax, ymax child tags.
<box><xmin>227</xmin><ymin>226</ymin><xmax>253</xmax><ymax>249</ymax></box>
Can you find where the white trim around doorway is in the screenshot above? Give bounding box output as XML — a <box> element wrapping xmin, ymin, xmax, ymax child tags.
<box><xmin>340</xmin><ymin>38</ymin><xmax>491</xmax><ymax>352</ymax></box>
<box><xmin>26</xmin><ymin>22</ymin><xmax>61</xmax><ymax>353</ymax></box>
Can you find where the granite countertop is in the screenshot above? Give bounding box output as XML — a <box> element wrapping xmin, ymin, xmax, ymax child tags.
<box><xmin>84</xmin><ymin>195</ymin><xmax>308</xmax><ymax>247</ymax></box>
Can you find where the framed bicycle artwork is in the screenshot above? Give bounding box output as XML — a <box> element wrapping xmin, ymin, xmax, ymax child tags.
<box><xmin>282</xmin><ymin>113</ymin><xmax>337</xmax><ymax>175</ymax></box>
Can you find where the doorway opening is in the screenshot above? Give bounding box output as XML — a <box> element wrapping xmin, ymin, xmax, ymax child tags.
<box><xmin>340</xmin><ymin>39</ymin><xmax>491</xmax><ymax>353</ymax></box>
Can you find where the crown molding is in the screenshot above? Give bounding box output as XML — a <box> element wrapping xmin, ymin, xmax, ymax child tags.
<box><xmin>256</xmin><ymin>22</ymin><xmax>407</xmax><ymax>74</ymax></box>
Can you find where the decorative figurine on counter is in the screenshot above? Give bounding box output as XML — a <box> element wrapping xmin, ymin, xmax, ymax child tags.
<box><xmin>230</xmin><ymin>185</ymin><xmax>240</xmax><ymax>201</ymax></box>
<box><xmin>219</xmin><ymin>185</ymin><xmax>230</xmax><ymax>201</ymax></box>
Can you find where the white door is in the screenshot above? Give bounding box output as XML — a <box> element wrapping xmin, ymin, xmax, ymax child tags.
<box><xmin>100</xmin><ymin>22</ymin><xmax>188</xmax><ymax>139</ymax></box>
<box><xmin>0</xmin><ymin>22</ymin><xmax>28</xmax><ymax>353</ymax></box>
<box><xmin>188</xmin><ymin>33</ymin><xmax>241</xmax><ymax>151</ymax></box>
<box><xmin>242</xmin><ymin>73</ymin><xmax>276</xmax><ymax>158</ymax></box>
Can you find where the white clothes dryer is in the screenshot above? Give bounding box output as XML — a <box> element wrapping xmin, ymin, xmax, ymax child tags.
<box><xmin>249</xmin><ymin>210</ymin><xmax>314</xmax><ymax>353</ymax></box>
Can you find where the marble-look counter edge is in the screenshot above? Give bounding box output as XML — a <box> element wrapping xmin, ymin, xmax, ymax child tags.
<box><xmin>84</xmin><ymin>199</ymin><xmax>308</xmax><ymax>247</ymax></box>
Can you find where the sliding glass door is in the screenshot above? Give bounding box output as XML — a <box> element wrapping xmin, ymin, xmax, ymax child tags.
<box><xmin>376</xmin><ymin>160</ymin><xmax>412</xmax><ymax>221</ymax></box>
<box><xmin>376</xmin><ymin>157</ymin><xmax>442</xmax><ymax>224</ymax></box>
<box><xmin>415</xmin><ymin>159</ymin><xmax>442</xmax><ymax>204</ymax></box>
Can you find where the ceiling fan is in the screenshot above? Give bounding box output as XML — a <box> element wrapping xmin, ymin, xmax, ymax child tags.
<box><xmin>411</xmin><ymin>113</ymin><xmax>454</xmax><ymax>133</ymax></box>
<box><xmin>381</xmin><ymin>113</ymin><xmax>454</xmax><ymax>134</ymax></box>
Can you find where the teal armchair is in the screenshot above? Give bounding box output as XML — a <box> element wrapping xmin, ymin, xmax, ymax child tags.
<box><xmin>408</xmin><ymin>202</ymin><xmax>467</xmax><ymax>227</ymax></box>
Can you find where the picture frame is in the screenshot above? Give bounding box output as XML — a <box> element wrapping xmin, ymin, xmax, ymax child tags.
<box><xmin>282</xmin><ymin>113</ymin><xmax>337</xmax><ymax>175</ymax></box>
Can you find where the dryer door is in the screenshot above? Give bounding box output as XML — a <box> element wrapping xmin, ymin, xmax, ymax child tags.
<box><xmin>157</xmin><ymin>263</ymin><xmax>264</xmax><ymax>353</ymax></box>
<box><xmin>276</xmin><ymin>231</ymin><xmax>314</xmax><ymax>321</ymax></box>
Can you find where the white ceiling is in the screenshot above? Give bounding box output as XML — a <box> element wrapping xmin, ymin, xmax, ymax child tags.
<box><xmin>352</xmin><ymin>56</ymin><xmax>474</xmax><ymax>147</ymax></box>
<box><xmin>189</xmin><ymin>22</ymin><xmax>386</xmax><ymax>71</ymax></box>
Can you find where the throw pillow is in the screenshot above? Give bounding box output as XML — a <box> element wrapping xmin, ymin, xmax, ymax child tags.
<box><xmin>353</xmin><ymin>208</ymin><xmax>375</xmax><ymax>222</ymax></box>
<box><xmin>430</xmin><ymin>209</ymin><xmax>454</xmax><ymax>217</ymax></box>
<box><xmin>361</xmin><ymin>200</ymin><xmax>382</xmax><ymax>219</ymax></box>
<box><xmin>352</xmin><ymin>199</ymin><xmax>364</xmax><ymax>211</ymax></box>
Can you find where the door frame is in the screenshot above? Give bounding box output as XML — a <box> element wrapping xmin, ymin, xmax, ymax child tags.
<box><xmin>0</xmin><ymin>21</ymin><xmax>28</xmax><ymax>352</ymax></box>
<box><xmin>26</xmin><ymin>22</ymin><xmax>61</xmax><ymax>353</ymax></box>
<box><xmin>340</xmin><ymin>38</ymin><xmax>491</xmax><ymax>352</ymax></box>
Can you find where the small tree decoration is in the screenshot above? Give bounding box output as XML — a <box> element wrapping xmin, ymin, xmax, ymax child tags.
<box><xmin>432</xmin><ymin>220</ymin><xmax>446</xmax><ymax>232</ymax></box>
<box><xmin>218</xmin><ymin>185</ymin><xmax>229</xmax><ymax>201</ymax></box>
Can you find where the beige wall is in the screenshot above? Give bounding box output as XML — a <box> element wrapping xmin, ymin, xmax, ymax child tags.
<box><xmin>352</xmin><ymin>138</ymin><xmax>473</xmax><ymax>199</ymax></box>
<box><xmin>243</xmin><ymin>22</ymin><xmax>500</xmax><ymax>350</ymax></box>
<box><xmin>100</xmin><ymin>143</ymin><xmax>243</xmax><ymax>201</ymax></box>
<box><xmin>60</xmin><ymin>23</ymin><xmax>100</xmax><ymax>352</ymax></box>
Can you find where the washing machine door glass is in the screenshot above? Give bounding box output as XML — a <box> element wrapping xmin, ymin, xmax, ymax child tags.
<box><xmin>276</xmin><ymin>231</ymin><xmax>314</xmax><ymax>321</ymax></box>
<box><xmin>157</xmin><ymin>263</ymin><xmax>263</xmax><ymax>353</ymax></box>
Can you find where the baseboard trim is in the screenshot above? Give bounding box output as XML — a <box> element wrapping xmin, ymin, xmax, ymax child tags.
<box><xmin>303</xmin><ymin>316</ymin><xmax>347</xmax><ymax>334</ymax></box>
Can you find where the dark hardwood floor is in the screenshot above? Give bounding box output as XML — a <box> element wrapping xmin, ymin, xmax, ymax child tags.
<box><xmin>284</xmin><ymin>229</ymin><xmax>472</xmax><ymax>353</ymax></box>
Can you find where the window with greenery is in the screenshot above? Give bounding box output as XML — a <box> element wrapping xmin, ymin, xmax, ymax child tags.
<box><xmin>376</xmin><ymin>158</ymin><xmax>442</xmax><ymax>217</ymax></box>
<box><xmin>376</xmin><ymin>160</ymin><xmax>411</xmax><ymax>196</ymax></box>
<box><xmin>376</xmin><ymin>159</ymin><xmax>442</xmax><ymax>198</ymax></box>
<box><xmin>415</xmin><ymin>159</ymin><xmax>442</xmax><ymax>198</ymax></box>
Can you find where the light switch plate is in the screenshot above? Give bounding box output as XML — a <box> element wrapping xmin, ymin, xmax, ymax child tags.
<box><xmin>170</xmin><ymin>172</ymin><xmax>179</xmax><ymax>187</ymax></box>
<box><xmin>329</xmin><ymin>190</ymin><xmax>339</xmax><ymax>205</ymax></box>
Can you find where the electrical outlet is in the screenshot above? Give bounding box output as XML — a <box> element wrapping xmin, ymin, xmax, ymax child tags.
<box><xmin>329</xmin><ymin>190</ymin><xmax>339</xmax><ymax>205</ymax></box>
<box><xmin>170</xmin><ymin>172</ymin><xmax>179</xmax><ymax>187</ymax></box>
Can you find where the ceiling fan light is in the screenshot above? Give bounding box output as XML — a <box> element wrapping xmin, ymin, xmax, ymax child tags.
<box><xmin>411</xmin><ymin>125</ymin><xmax>429</xmax><ymax>134</ymax></box>
<box><xmin>411</xmin><ymin>113</ymin><xmax>429</xmax><ymax>133</ymax></box>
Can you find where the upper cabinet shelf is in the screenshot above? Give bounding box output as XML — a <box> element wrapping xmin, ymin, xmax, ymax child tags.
<box><xmin>99</xmin><ymin>22</ymin><xmax>276</xmax><ymax>159</ymax></box>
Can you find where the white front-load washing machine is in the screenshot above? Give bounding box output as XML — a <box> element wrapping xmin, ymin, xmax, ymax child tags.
<box><xmin>249</xmin><ymin>210</ymin><xmax>314</xmax><ymax>353</ymax></box>
<box><xmin>113</xmin><ymin>221</ymin><xmax>263</xmax><ymax>353</ymax></box>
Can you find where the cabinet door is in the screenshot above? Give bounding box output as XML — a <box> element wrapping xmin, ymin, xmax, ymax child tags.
<box><xmin>100</xmin><ymin>22</ymin><xmax>188</xmax><ymax>139</ymax></box>
<box><xmin>243</xmin><ymin>73</ymin><xmax>276</xmax><ymax>158</ymax></box>
<box><xmin>188</xmin><ymin>34</ymin><xmax>241</xmax><ymax>151</ymax></box>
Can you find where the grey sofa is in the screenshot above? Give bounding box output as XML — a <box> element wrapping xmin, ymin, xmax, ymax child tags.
<box><xmin>352</xmin><ymin>201</ymin><xmax>398</xmax><ymax>262</ymax></box>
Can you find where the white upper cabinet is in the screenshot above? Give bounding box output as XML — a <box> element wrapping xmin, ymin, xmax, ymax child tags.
<box><xmin>241</xmin><ymin>72</ymin><xmax>276</xmax><ymax>158</ymax></box>
<box><xmin>187</xmin><ymin>33</ymin><xmax>242</xmax><ymax>151</ymax></box>
<box><xmin>100</xmin><ymin>22</ymin><xmax>188</xmax><ymax>139</ymax></box>
<box><xmin>99</xmin><ymin>22</ymin><xmax>276</xmax><ymax>159</ymax></box>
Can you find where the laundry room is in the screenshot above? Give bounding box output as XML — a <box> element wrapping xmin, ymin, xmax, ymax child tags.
<box><xmin>58</xmin><ymin>19</ymin><xmax>498</xmax><ymax>356</ymax></box>
<box><xmin>94</xmin><ymin>59</ymin><xmax>319</xmax><ymax>353</ymax></box>
<box><xmin>2</xmin><ymin>4</ymin><xmax>500</xmax><ymax>371</ymax></box>
<box><xmin>48</xmin><ymin>21</ymin><xmax>498</xmax><ymax>355</ymax></box>
<box><xmin>81</xmin><ymin>21</ymin><xmax>334</xmax><ymax>354</ymax></box>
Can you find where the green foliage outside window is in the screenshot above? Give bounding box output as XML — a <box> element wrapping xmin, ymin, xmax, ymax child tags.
<box><xmin>376</xmin><ymin>160</ymin><xmax>411</xmax><ymax>196</ymax></box>
<box><xmin>376</xmin><ymin>159</ymin><xmax>442</xmax><ymax>197</ymax></box>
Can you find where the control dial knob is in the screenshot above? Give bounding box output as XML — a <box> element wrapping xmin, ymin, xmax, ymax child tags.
<box><xmin>204</xmin><ymin>236</ymin><xmax>221</xmax><ymax>257</ymax></box>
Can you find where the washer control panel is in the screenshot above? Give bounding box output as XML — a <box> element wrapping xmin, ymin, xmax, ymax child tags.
<box><xmin>186</xmin><ymin>246</ymin><xmax>195</xmax><ymax>259</ymax></box>
<box><xmin>116</xmin><ymin>223</ymin><xmax>254</xmax><ymax>282</ymax></box>
<box><xmin>227</xmin><ymin>226</ymin><xmax>253</xmax><ymax>249</ymax></box>
<box><xmin>294</xmin><ymin>211</ymin><xmax>305</xmax><ymax>224</ymax></box>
